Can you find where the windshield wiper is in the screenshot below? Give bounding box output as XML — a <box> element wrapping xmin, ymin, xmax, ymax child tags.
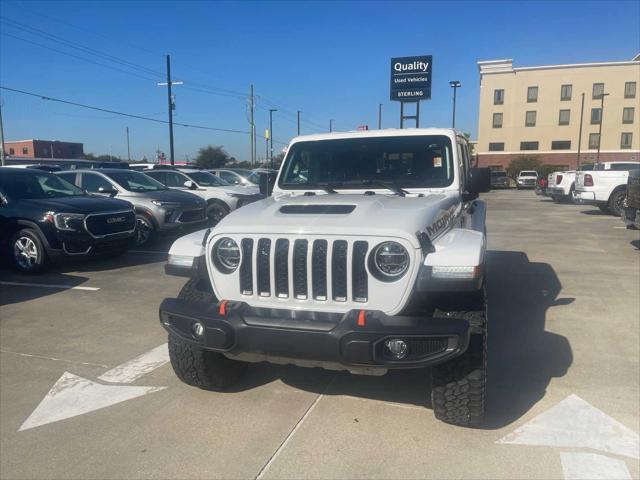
<box><xmin>361</xmin><ymin>180</ymin><xmax>408</xmax><ymax>197</ymax></box>
<box><xmin>304</xmin><ymin>183</ymin><xmax>337</xmax><ymax>194</ymax></box>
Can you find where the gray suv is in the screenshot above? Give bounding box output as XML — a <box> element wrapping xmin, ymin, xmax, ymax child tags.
<box><xmin>57</xmin><ymin>169</ymin><xmax>206</xmax><ymax>246</ymax></box>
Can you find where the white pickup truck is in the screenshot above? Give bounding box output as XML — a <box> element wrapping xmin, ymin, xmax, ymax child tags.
<box><xmin>550</xmin><ymin>164</ymin><xmax>595</xmax><ymax>203</ymax></box>
<box><xmin>575</xmin><ymin>161</ymin><xmax>640</xmax><ymax>215</ymax></box>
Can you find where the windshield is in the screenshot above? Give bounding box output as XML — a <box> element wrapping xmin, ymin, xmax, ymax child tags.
<box><xmin>279</xmin><ymin>135</ymin><xmax>454</xmax><ymax>190</ymax></box>
<box><xmin>0</xmin><ymin>171</ymin><xmax>85</xmax><ymax>199</ymax></box>
<box><xmin>188</xmin><ymin>171</ymin><xmax>230</xmax><ymax>187</ymax></box>
<box><xmin>491</xmin><ymin>171</ymin><xmax>507</xmax><ymax>177</ymax></box>
<box><xmin>106</xmin><ymin>171</ymin><xmax>167</xmax><ymax>192</ymax></box>
<box><xmin>247</xmin><ymin>171</ymin><xmax>263</xmax><ymax>184</ymax></box>
<box><xmin>229</xmin><ymin>168</ymin><xmax>252</xmax><ymax>176</ymax></box>
<box><xmin>520</xmin><ymin>171</ymin><xmax>537</xmax><ymax>177</ymax></box>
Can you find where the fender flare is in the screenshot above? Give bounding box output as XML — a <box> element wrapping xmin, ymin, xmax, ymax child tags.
<box><xmin>13</xmin><ymin>219</ymin><xmax>54</xmax><ymax>251</ymax></box>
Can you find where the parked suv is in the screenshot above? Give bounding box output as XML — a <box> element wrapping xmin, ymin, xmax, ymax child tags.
<box><xmin>58</xmin><ymin>169</ymin><xmax>206</xmax><ymax>246</ymax></box>
<box><xmin>0</xmin><ymin>168</ymin><xmax>136</xmax><ymax>272</ymax></box>
<box><xmin>516</xmin><ymin>170</ymin><xmax>538</xmax><ymax>189</ymax></box>
<box><xmin>142</xmin><ymin>167</ymin><xmax>260</xmax><ymax>225</ymax></box>
<box><xmin>622</xmin><ymin>169</ymin><xmax>640</xmax><ymax>229</ymax></box>
<box><xmin>160</xmin><ymin>128</ymin><xmax>492</xmax><ymax>427</ymax></box>
<box><xmin>490</xmin><ymin>170</ymin><xmax>509</xmax><ymax>188</ymax></box>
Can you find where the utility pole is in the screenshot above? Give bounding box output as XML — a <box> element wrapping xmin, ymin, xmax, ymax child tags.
<box><xmin>126</xmin><ymin>126</ymin><xmax>131</xmax><ymax>161</ymax></box>
<box><xmin>249</xmin><ymin>84</ymin><xmax>255</xmax><ymax>166</ymax></box>
<box><xmin>265</xmin><ymin>129</ymin><xmax>269</xmax><ymax>166</ymax></box>
<box><xmin>0</xmin><ymin>100</ymin><xmax>5</xmax><ymax>166</ymax></box>
<box><xmin>50</xmin><ymin>142</ymin><xmax>54</xmax><ymax>159</ymax></box>
<box><xmin>449</xmin><ymin>81</ymin><xmax>461</xmax><ymax>128</ymax></box>
<box><xmin>378</xmin><ymin>103</ymin><xmax>382</xmax><ymax>129</ymax></box>
<box><xmin>576</xmin><ymin>93</ymin><xmax>585</xmax><ymax>169</ymax></box>
<box><xmin>297</xmin><ymin>110</ymin><xmax>301</xmax><ymax>136</ymax></box>
<box><xmin>157</xmin><ymin>55</ymin><xmax>183</xmax><ymax>165</ymax></box>
<box><xmin>268</xmin><ymin>109</ymin><xmax>277</xmax><ymax>167</ymax></box>
<box><xmin>329</xmin><ymin>119</ymin><xmax>333</xmax><ymax>132</ymax></box>
<box><xmin>596</xmin><ymin>92</ymin><xmax>609</xmax><ymax>164</ymax></box>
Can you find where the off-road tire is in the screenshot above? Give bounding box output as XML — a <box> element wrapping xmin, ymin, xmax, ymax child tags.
<box><xmin>608</xmin><ymin>189</ymin><xmax>626</xmax><ymax>217</ymax></box>
<box><xmin>169</xmin><ymin>278</ymin><xmax>245</xmax><ymax>390</ymax></box>
<box><xmin>431</xmin><ymin>288</ymin><xmax>487</xmax><ymax>427</ymax></box>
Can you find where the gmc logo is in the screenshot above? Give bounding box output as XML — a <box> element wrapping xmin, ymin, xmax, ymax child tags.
<box><xmin>106</xmin><ymin>216</ymin><xmax>126</xmax><ymax>224</ymax></box>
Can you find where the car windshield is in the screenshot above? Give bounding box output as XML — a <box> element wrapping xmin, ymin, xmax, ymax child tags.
<box><xmin>0</xmin><ymin>171</ymin><xmax>85</xmax><ymax>199</ymax></box>
<box><xmin>491</xmin><ymin>171</ymin><xmax>506</xmax><ymax>177</ymax></box>
<box><xmin>520</xmin><ymin>171</ymin><xmax>537</xmax><ymax>177</ymax></box>
<box><xmin>246</xmin><ymin>171</ymin><xmax>263</xmax><ymax>184</ymax></box>
<box><xmin>105</xmin><ymin>171</ymin><xmax>168</xmax><ymax>192</ymax></box>
<box><xmin>280</xmin><ymin>135</ymin><xmax>455</xmax><ymax>190</ymax></box>
<box><xmin>229</xmin><ymin>168</ymin><xmax>252</xmax><ymax>176</ymax></box>
<box><xmin>187</xmin><ymin>171</ymin><xmax>230</xmax><ymax>187</ymax></box>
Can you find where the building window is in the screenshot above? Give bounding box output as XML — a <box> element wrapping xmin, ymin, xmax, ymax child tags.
<box><xmin>525</xmin><ymin>111</ymin><xmax>537</xmax><ymax>127</ymax></box>
<box><xmin>551</xmin><ymin>140</ymin><xmax>571</xmax><ymax>150</ymax></box>
<box><xmin>560</xmin><ymin>84</ymin><xmax>572</xmax><ymax>101</ymax></box>
<box><xmin>488</xmin><ymin>142</ymin><xmax>504</xmax><ymax>151</ymax></box>
<box><xmin>622</xmin><ymin>107</ymin><xmax>634</xmax><ymax>124</ymax></box>
<box><xmin>527</xmin><ymin>86</ymin><xmax>538</xmax><ymax>103</ymax></box>
<box><xmin>592</xmin><ymin>83</ymin><xmax>605</xmax><ymax>99</ymax></box>
<box><xmin>9</xmin><ymin>148</ymin><xmax>15</xmax><ymax>155</ymax></box>
<box><xmin>22</xmin><ymin>147</ymin><xmax>28</xmax><ymax>155</ymax></box>
<box><xmin>520</xmin><ymin>141</ymin><xmax>539</xmax><ymax>151</ymax></box>
<box><xmin>559</xmin><ymin>109</ymin><xmax>571</xmax><ymax>125</ymax></box>
<box><xmin>624</xmin><ymin>81</ymin><xmax>637</xmax><ymax>99</ymax></box>
<box><xmin>621</xmin><ymin>133</ymin><xmax>633</xmax><ymax>149</ymax></box>
<box><xmin>588</xmin><ymin>133</ymin><xmax>600</xmax><ymax>149</ymax></box>
<box><xmin>492</xmin><ymin>113</ymin><xmax>503</xmax><ymax>128</ymax></box>
<box><xmin>590</xmin><ymin>108</ymin><xmax>602</xmax><ymax>125</ymax></box>
<box><xmin>493</xmin><ymin>89</ymin><xmax>504</xmax><ymax>105</ymax></box>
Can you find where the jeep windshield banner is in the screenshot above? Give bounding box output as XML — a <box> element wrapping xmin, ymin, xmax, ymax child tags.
<box><xmin>390</xmin><ymin>55</ymin><xmax>432</xmax><ymax>101</ymax></box>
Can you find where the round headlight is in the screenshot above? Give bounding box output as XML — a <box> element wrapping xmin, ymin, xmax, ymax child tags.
<box><xmin>212</xmin><ymin>237</ymin><xmax>240</xmax><ymax>273</ymax></box>
<box><xmin>369</xmin><ymin>241</ymin><xmax>409</xmax><ymax>281</ymax></box>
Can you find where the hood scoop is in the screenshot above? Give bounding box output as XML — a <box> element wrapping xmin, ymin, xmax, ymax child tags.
<box><xmin>279</xmin><ymin>204</ymin><xmax>356</xmax><ymax>214</ymax></box>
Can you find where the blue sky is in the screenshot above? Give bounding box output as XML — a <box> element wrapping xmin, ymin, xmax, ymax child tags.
<box><xmin>1</xmin><ymin>0</ymin><xmax>638</xmax><ymax>162</ymax></box>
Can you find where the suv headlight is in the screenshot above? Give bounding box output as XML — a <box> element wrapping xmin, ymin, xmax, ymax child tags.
<box><xmin>369</xmin><ymin>241</ymin><xmax>409</xmax><ymax>281</ymax></box>
<box><xmin>53</xmin><ymin>213</ymin><xmax>86</xmax><ymax>231</ymax></box>
<box><xmin>212</xmin><ymin>237</ymin><xmax>240</xmax><ymax>273</ymax></box>
<box><xmin>151</xmin><ymin>200</ymin><xmax>181</xmax><ymax>207</ymax></box>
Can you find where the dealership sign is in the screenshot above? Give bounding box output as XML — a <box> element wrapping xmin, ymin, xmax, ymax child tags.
<box><xmin>390</xmin><ymin>55</ymin><xmax>432</xmax><ymax>101</ymax></box>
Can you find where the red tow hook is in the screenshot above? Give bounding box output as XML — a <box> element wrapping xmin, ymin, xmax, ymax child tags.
<box><xmin>357</xmin><ymin>310</ymin><xmax>366</xmax><ymax>327</ymax></box>
<box><xmin>218</xmin><ymin>300</ymin><xmax>229</xmax><ymax>316</ymax></box>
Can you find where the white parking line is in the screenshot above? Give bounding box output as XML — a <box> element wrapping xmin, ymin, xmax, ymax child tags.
<box><xmin>98</xmin><ymin>344</ymin><xmax>169</xmax><ymax>384</ymax></box>
<box><xmin>0</xmin><ymin>281</ymin><xmax>100</xmax><ymax>291</ymax></box>
<box><xmin>126</xmin><ymin>250</ymin><xmax>168</xmax><ymax>255</ymax></box>
<box><xmin>0</xmin><ymin>350</ymin><xmax>111</xmax><ymax>368</ymax></box>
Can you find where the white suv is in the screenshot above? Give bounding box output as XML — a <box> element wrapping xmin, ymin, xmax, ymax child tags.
<box><xmin>144</xmin><ymin>167</ymin><xmax>260</xmax><ymax>225</ymax></box>
<box><xmin>516</xmin><ymin>170</ymin><xmax>538</xmax><ymax>189</ymax></box>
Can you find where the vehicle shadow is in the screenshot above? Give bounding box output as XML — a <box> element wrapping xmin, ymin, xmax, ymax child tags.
<box><xmin>580</xmin><ymin>209</ymin><xmax>610</xmax><ymax>216</ymax></box>
<box><xmin>227</xmin><ymin>250</ymin><xmax>573</xmax><ymax>428</ymax></box>
<box><xmin>0</xmin><ymin>262</ymin><xmax>91</xmax><ymax>306</ymax></box>
<box><xmin>631</xmin><ymin>239</ymin><xmax>640</xmax><ymax>250</ymax></box>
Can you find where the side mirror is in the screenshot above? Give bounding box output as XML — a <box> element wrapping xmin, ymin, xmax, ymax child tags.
<box><xmin>98</xmin><ymin>186</ymin><xmax>118</xmax><ymax>197</ymax></box>
<box><xmin>463</xmin><ymin>168</ymin><xmax>491</xmax><ymax>201</ymax></box>
<box><xmin>259</xmin><ymin>173</ymin><xmax>277</xmax><ymax>196</ymax></box>
<box><xmin>183</xmin><ymin>180</ymin><xmax>197</xmax><ymax>190</ymax></box>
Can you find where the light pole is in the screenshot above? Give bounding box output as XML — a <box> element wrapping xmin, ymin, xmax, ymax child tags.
<box><xmin>0</xmin><ymin>99</ymin><xmax>5</xmax><ymax>166</ymax></box>
<box><xmin>378</xmin><ymin>103</ymin><xmax>382</xmax><ymax>129</ymax></box>
<box><xmin>126</xmin><ymin>126</ymin><xmax>131</xmax><ymax>161</ymax></box>
<box><xmin>576</xmin><ymin>93</ymin><xmax>585</xmax><ymax>169</ymax></box>
<box><xmin>596</xmin><ymin>92</ymin><xmax>609</xmax><ymax>164</ymax></box>
<box><xmin>449</xmin><ymin>81</ymin><xmax>461</xmax><ymax>128</ymax></box>
<box><xmin>268</xmin><ymin>108</ymin><xmax>277</xmax><ymax>167</ymax></box>
<box><xmin>297</xmin><ymin>110</ymin><xmax>301</xmax><ymax>136</ymax></box>
<box><xmin>329</xmin><ymin>119</ymin><xmax>333</xmax><ymax>132</ymax></box>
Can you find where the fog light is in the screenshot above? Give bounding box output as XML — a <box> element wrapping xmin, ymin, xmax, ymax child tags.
<box><xmin>384</xmin><ymin>338</ymin><xmax>408</xmax><ymax>359</ymax></box>
<box><xmin>192</xmin><ymin>322</ymin><xmax>204</xmax><ymax>337</ymax></box>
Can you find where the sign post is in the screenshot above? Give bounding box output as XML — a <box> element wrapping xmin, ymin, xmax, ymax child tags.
<box><xmin>390</xmin><ymin>55</ymin><xmax>432</xmax><ymax>128</ymax></box>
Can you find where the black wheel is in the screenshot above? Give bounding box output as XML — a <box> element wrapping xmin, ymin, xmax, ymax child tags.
<box><xmin>608</xmin><ymin>189</ymin><xmax>626</xmax><ymax>217</ymax></box>
<box><xmin>431</xmin><ymin>289</ymin><xmax>487</xmax><ymax>427</ymax></box>
<box><xmin>169</xmin><ymin>278</ymin><xmax>246</xmax><ymax>390</ymax></box>
<box><xmin>9</xmin><ymin>229</ymin><xmax>48</xmax><ymax>273</ymax></box>
<box><xmin>135</xmin><ymin>214</ymin><xmax>155</xmax><ymax>246</ymax></box>
<box><xmin>206</xmin><ymin>201</ymin><xmax>230</xmax><ymax>227</ymax></box>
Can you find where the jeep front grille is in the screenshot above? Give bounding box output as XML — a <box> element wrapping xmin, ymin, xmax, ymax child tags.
<box><xmin>238</xmin><ymin>237</ymin><xmax>369</xmax><ymax>304</ymax></box>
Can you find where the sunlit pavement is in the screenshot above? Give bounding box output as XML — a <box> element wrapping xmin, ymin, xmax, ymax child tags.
<box><xmin>1</xmin><ymin>190</ymin><xmax>638</xmax><ymax>479</ymax></box>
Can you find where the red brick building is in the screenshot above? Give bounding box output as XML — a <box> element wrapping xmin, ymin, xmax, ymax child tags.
<box><xmin>4</xmin><ymin>140</ymin><xmax>84</xmax><ymax>159</ymax></box>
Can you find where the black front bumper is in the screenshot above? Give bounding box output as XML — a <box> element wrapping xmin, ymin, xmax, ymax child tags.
<box><xmin>47</xmin><ymin>230</ymin><xmax>136</xmax><ymax>259</ymax></box>
<box><xmin>159</xmin><ymin>299</ymin><xmax>471</xmax><ymax>369</ymax></box>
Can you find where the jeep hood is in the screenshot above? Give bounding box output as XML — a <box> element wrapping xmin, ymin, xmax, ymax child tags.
<box><xmin>214</xmin><ymin>193</ymin><xmax>460</xmax><ymax>247</ymax></box>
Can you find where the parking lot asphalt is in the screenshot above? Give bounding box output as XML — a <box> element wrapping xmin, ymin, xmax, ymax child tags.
<box><xmin>1</xmin><ymin>190</ymin><xmax>639</xmax><ymax>480</ymax></box>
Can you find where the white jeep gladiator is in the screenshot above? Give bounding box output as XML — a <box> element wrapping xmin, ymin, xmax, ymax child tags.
<box><xmin>575</xmin><ymin>161</ymin><xmax>640</xmax><ymax>215</ymax></box>
<box><xmin>159</xmin><ymin>128</ymin><xmax>491</xmax><ymax>426</ymax></box>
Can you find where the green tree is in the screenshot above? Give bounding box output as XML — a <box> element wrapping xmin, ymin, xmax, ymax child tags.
<box><xmin>194</xmin><ymin>146</ymin><xmax>235</xmax><ymax>169</ymax></box>
<box><xmin>463</xmin><ymin>132</ymin><xmax>475</xmax><ymax>157</ymax></box>
<box><xmin>506</xmin><ymin>155</ymin><xmax>541</xmax><ymax>179</ymax></box>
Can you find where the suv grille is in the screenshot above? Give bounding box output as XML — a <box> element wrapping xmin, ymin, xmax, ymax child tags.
<box><xmin>179</xmin><ymin>209</ymin><xmax>205</xmax><ymax>223</ymax></box>
<box><xmin>239</xmin><ymin>237</ymin><xmax>369</xmax><ymax>304</ymax></box>
<box><xmin>85</xmin><ymin>211</ymin><xmax>135</xmax><ymax>237</ymax></box>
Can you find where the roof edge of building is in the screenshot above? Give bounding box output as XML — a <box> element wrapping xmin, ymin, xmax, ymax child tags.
<box><xmin>479</xmin><ymin>56</ymin><xmax>640</xmax><ymax>75</ymax></box>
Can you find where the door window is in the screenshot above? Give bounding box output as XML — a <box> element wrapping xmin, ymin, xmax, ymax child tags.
<box><xmin>81</xmin><ymin>173</ymin><xmax>114</xmax><ymax>193</ymax></box>
<box><xmin>164</xmin><ymin>171</ymin><xmax>190</xmax><ymax>188</ymax></box>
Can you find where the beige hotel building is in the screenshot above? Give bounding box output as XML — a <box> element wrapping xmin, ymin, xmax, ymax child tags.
<box><xmin>476</xmin><ymin>55</ymin><xmax>640</xmax><ymax>170</ymax></box>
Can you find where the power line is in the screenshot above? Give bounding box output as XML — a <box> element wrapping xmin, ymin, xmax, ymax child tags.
<box><xmin>0</xmin><ymin>86</ymin><xmax>250</xmax><ymax>134</ymax></box>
